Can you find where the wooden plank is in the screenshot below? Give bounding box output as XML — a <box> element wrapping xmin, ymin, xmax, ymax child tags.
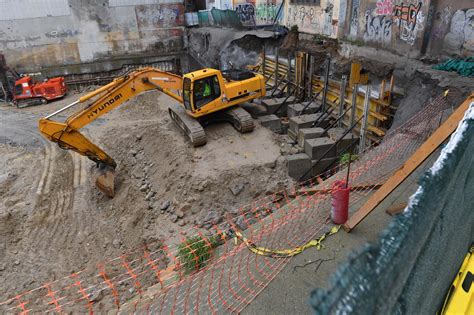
<box><xmin>343</xmin><ymin>94</ymin><xmax>474</xmax><ymax>232</ymax></box>
<box><xmin>289</xmin><ymin>183</ymin><xmax>382</xmax><ymax>197</ymax></box>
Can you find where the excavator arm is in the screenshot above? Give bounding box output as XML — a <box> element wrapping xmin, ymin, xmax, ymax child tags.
<box><xmin>38</xmin><ymin>67</ymin><xmax>183</xmax><ymax>196</ymax></box>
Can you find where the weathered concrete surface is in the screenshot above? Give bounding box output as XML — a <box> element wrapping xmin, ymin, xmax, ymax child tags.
<box><xmin>287</xmin><ymin>102</ymin><xmax>319</xmax><ymax>118</ymax></box>
<box><xmin>262</xmin><ymin>96</ymin><xmax>296</xmax><ymax>116</ymax></box>
<box><xmin>289</xmin><ymin>113</ymin><xmax>319</xmax><ymax>135</ymax></box>
<box><xmin>298</xmin><ymin>127</ymin><xmax>325</xmax><ymax>148</ymax></box>
<box><xmin>304</xmin><ymin>137</ymin><xmax>336</xmax><ymax>160</ymax></box>
<box><xmin>0</xmin><ymin>1</ymin><xmax>185</xmax><ymax>72</ymax></box>
<box><xmin>327</xmin><ymin>127</ymin><xmax>356</xmax><ymax>154</ymax></box>
<box><xmin>286</xmin><ymin>153</ymin><xmax>311</xmax><ymax>179</ymax></box>
<box><xmin>258</xmin><ymin>114</ymin><xmax>282</xmax><ymax>133</ymax></box>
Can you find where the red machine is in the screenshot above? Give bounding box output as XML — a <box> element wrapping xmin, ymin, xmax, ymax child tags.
<box><xmin>13</xmin><ymin>76</ymin><xmax>67</xmax><ymax>108</ymax></box>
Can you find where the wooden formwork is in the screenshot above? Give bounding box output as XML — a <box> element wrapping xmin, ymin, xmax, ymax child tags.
<box><xmin>258</xmin><ymin>52</ymin><xmax>394</xmax><ymax>144</ymax></box>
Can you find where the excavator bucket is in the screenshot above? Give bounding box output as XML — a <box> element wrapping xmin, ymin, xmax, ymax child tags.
<box><xmin>94</xmin><ymin>164</ymin><xmax>116</xmax><ymax>198</ymax></box>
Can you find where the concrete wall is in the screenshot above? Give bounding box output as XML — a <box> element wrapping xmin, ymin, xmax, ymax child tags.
<box><xmin>427</xmin><ymin>0</ymin><xmax>474</xmax><ymax>57</ymax></box>
<box><xmin>206</xmin><ymin>0</ymin><xmax>284</xmax><ymax>26</ymax></box>
<box><xmin>284</xmin><ymin>0</ymin><xmax>344</xmax><ymax>38</ymax></box>
<box><xmin>278</xmin><ymin>0</ymin><xmax>473</xmax><ymax>58</ymax></box>
<box><xmin>0</xmin><ymin>0</ymin><xmax>185</xmax><ymax>73</ymax></box>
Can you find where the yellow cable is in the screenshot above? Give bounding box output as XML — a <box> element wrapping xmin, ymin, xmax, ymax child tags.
<box><xmin>232</xmin><ymin>225</ymin><xmax>341</xmax><ymax>258</ymax></box>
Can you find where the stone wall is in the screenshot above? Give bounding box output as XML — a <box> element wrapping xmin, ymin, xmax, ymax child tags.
<box><xmin>0</xmin><ymin>0</ymin><xmax>185</xmax><ymax>73</ymax></box>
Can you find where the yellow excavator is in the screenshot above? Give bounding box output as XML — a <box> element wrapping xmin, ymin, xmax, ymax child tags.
<box><xmin>38</xmin><ymin>67</ymin><xmax>266</xmax><ymax>197</ymax></box>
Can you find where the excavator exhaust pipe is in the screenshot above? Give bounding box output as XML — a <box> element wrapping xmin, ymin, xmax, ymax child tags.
<box><xmin>94</xmin><ymin>163</ymin><xmax>116</xmax><ymax>198</ymax></box>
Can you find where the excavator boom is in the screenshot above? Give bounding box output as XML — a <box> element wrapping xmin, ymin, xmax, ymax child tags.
<box><xmin>38</xmin><ymin>66</ymin><xmax>265</xmax><ymax>197</ymax></box>
<box><xmin>38</xmin><ymin>68</ymin><xmax>183</xmax><ymax>197</ymax></box>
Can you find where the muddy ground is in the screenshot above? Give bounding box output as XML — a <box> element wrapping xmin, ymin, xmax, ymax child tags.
<box><xmin>0</xmin><ymin>90</ymin><xmax>293</xmax><ymax>299</ymax></box>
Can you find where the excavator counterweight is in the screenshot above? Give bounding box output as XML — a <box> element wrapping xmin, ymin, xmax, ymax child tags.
<box><xmin>38</xmin><ymin>67</ymin><xmax>265</xmax><ymax>197</ymax></box>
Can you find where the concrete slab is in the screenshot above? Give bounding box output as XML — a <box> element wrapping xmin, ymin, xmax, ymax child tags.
<box><xmin>289</xmin><ymin>114</ymin><xmax>319</xmax><ymax>134</ymax></box>
<box><xmin>287</xmin><ymin>102</ymin><xmax>319</xmax><ymax>118</ymax></box>
<box><xmin>297</xmin><ymin>127</ymin><xmax>325</xmax><ymax>147</ymax></box>
<box><xmin>327</xmin><ymin>128</ymin><xmax>357</xmax><ymax>154</ymax></box>
<box><xmin>262</xmin><ymin>96</ymin><xmax>296</xmax><ymax>116</ymax></box>
<box><xmin>311</xmin><ymin>157</ymin><xmax>338</xmax><ymax>176</ymax></box>
<box><xmin>258</xmin><ymin>114</ymin><xmax>282</xmax><ymax>133</ymax></box>
<box><xmin>286</xmin><ymin>153</ymin><xmax>311</xmax><ymax>179</ymax></box>
<box><xmin>304</xmin><ymin>137</ymin><xmax>336</xmax><ymax>160</ymax></box>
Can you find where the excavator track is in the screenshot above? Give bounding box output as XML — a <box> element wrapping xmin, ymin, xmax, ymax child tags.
<box><xmin>223</xmin><ymin>106</ymin><xmax>255</xmax><ymax>134</ymax></box>
<box><xmin>169</xmin><ymin>105</ymin><xmax>207</xmax><ymax>147</ymax></box>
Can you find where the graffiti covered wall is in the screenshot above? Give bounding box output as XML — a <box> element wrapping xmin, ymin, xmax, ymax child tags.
<box><xmin>284</xmin><ymin>0</ymin><xmax>342</xmax><ymax>38</ymax></box>
<box><xmin>0</xmin><ymin>0</ymin><xmax>185</xmax><ymax>72</ymax></box>
<box><xmin>427</xmin><ymin>0</ymin><xmax>474</xmax><ymax>57</ymax></box>
<box><xmin>346</xmin><ymin>0</ymin><xmax>473</xmax><ymax>57</ymax></box>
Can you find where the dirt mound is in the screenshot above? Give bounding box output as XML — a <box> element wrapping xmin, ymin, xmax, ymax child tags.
<box><xmin>0</xmin><ymin>89</ymin><xmax>293</xmax><ymax>302</ymax></box>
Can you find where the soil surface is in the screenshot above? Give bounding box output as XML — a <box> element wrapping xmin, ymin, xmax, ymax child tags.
<box><xmin>0</xmin><ymin>89</ymin><xmax>293</xmax><ymax>300</ymax></box>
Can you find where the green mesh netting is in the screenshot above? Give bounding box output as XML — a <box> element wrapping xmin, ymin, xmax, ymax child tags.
<box><xmin>310</xmin><ymin>103</ymin><xmax>474</xmax><ymax>314</ymax></box>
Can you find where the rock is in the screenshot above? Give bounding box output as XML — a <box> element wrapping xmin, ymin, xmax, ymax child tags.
<box><xmin>160</xmin><ymin>200</ymin><xmax>171</xmax><ymax>210</ymax></box>
<box><xmin>130</xmin><ymin>149</ymin><xmax>138</xmax><ymax>156</ymax></box>
<box><xmin>202</xmin><ymin>210</ymin><xmax>222</xmax><ymax>226</ymax></box>
<box><xmin>112</xmin><ymin>239</ymin><xmax>122</xmax><ymax>249</ymax></box>
<box><xmin>178</xmin><ymin>220</ymin><xmax>185</xmax><ymax>227</ymax></box>
<box><xmin>236</xmin><ymin>217</ymin><xmax>248</xmax><ymax>230</ymax></box>
<box><xmin>229</xmin><ymin>182</ymin><xmax>245</xmax><ymax>196</ymax></box>
<box><xmin>14</xmin><ymin>260</ymin><xmax>20</xmax><ymax>266</ymax></box>
<box><xmin>227</xmin><ymin>208</ymin><xmax>240</xmax><ymax>215</ymax></box>
<box><xmin>170</xmin><ymin>214</ymin><xmax>178</xmax><ymax>223</ymax></box>
<box><xmin>168</xmin><ymin>228</ymin><xmax>175</xmax><ymax>234</ymax></box>
<box><xmin>139</xmin><ymin>184</ymin><xmax>148</xmax><ymax>192</ymax></box>
<box><xmin>176</xmin><ymin>210</ymin><xmax>184</xmax><ymax>218</ymax></box>
<box><xmin>89</xmin><ymin>289</ymin><xmax>103</xmax><ymax>302</ymax></box>
<box><xmin>145</xmin><ymin>191</ymin><xmax>154</xmax><ymax>201</ymax></box>
<box><xmin>264</xmin><ymin>159</ymin><xmax>277</xmax><ymax>169</ymax></box>
<box><xmin>180</xmin><ymin>203</ymin><xmax>191</xmax><ymax>212</ymax></box>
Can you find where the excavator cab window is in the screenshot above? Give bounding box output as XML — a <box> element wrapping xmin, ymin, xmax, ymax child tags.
<box><xmin>183</xmin><ymin>78</ymin><xmax>192</xmax><ymax>111</ymax></box>
<box><xmin>14</xmin><ymin>84</ymin><xmax>23</xmax><ymax>95</ymax></box>
<box><xmin>193</xmin><ymin>75</ymin><xmax>221</xmax><ymax>109</ymax></box>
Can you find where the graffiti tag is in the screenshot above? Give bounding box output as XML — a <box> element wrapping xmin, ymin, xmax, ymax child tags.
<box><xmin>364</xmin><ymin>11</ymin><xmax>392</xmax><ymax>44</ymax></box>
<box><xmin>235</xmin><ymin>4</ymin><xmax>255</xmax><ymax>23</ymax></box>
<box><xmin>375</xmin><ymin>0</ymin><xmax>393</xmax><ymax>16</ymax></box>
<box><xmin>392</xmin><ymin>2</ymin><xmax>422</xmax><ymax>30</ymax></box>
<box><xmin>256</xmin><ymin>4</ymin><xmax>278</xmax><ymax>22</ymax></box>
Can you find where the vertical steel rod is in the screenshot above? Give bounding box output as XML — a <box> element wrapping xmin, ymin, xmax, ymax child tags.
<box><xmin>274</xmin><ymin>48</ymin><xmax>279</xmax><ymax>91</ymax></box>
<box><xmin>307</xmin><ymin>54</ymin><xmax>314</xmax><ymax>98</ymax></box>
<box><xmin>350</xmin><ymin>83</ymin><xmax>358</xmax><ymax>130</ymax></box>
<box><xmin>262</xmin><ymin>43</ymin><xmax>266</xmax><ymax>80</ymax></box>
<box><xmin>338</xmin><ymin>75</ymin><xmax>347</xmax><ymax>128</ymax></box>
<box><xmin>321</xmin><ymin>55</ymin><xmax>331</xmax><ymax>113</ymax></box>
<box><xmin>359</xmin><ymin>85</ymin><xmax>371</xmax><ymax>154</ymax></box>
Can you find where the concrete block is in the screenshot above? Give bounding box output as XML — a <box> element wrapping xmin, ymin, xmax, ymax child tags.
<box><xmin>286</xmin><ymin>153</ymin><xmax>311</xmax><ymax>179</ymax></box>
<box><xmin>288</xmin><ymin>128</ymin><xmax>297</xmax><ymax>141</ymax></box>
<box><xmin>304</xmin><ymin>137</ymin><xmax>336</xmax><ymax>160</ymax></box>
<box><xmin>310</xmin><ymin>157</ymin><xmax>338</xmax><ymax>176</ymax></box>
<box><xmin>297</xmin><ymin>127</ymin><xmax>325</xmax><ymax>147</ymax></box>
<box><xmin>287</xmin><ymin>102</ymin><xmax>319</xmax><ymax>118</ymax></box>
<box><xmin>289</xmin><ymin>113</ymin><xmax>319</xmax><ymax>134</ymax></box>
<box><xmin>327</xmin><ymin>128</ymin><xmax>357</xmax><ymax>153</ymax></box>
<box><xmin>262</xmin><ymin>96</ymin><xmax>296</xmax><ymax>116</ymax></box>
<box><xmin>258</xmin><ymin>114</ymin><xmax>281</xmax><ymax>133</ymax></box>
<box><xmin>240</xmin><ymin>102</ymin><xmax>268</xmax><ymax>118</ymax></box>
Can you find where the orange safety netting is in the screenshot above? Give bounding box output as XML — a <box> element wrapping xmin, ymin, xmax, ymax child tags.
<box><xmin>0</xmin><ymin>93</ymin><xmax>454</xmax><ymax>314</ymax></box>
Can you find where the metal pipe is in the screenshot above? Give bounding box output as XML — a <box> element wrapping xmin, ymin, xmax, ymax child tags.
<box><xmin>359</xmin><ymin>85</ymin><xmax>371</xmax><ymax>154</ymax></box>
<box><xmin>338</xmin><ymin>75</ymin><xmax>347</xmax><ymax>128</ymax></box>
<box><xmin>44</xmin><ymin>100</ymin><xmax>80</xmax><ymax>119</ymax></box>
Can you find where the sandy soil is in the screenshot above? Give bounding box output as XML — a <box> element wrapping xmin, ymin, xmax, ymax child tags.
<box><xmin>0</xmin><ymin>89</ymin><xmax>293</xmax><ymax>302</ymax></box>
